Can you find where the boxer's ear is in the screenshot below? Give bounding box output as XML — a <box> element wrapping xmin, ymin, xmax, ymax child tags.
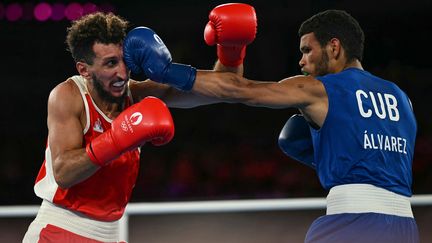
<box><xmin>328</xmin><ymin>38</ymin><xmax>342</xmax><ymax>60</ymax></box>
<box><xmin>76</xmin><ymin>61</ymin><xmax>91</xmax><ymax>79</ymax></box>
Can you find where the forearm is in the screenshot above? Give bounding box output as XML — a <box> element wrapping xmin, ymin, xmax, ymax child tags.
<box><xmin>53</xmin><ymin>148</ymin><xmax>99</xmax><ymax>189</ymax></box>
<box><xmin>192</xmin><ymin>70</ymin><xmax>247</xmax><ymax>102</ymax></box>
<box><xmin>213</xmin><ymin>60</ymin><xmax>244</xmax><ymax>76</ymax></box>
<box><xmin>192</xmin><ymin>71</ymin><xmax>295</xmax><ymax>108</ymax></box>
<box><xmin>162</xmin><ymin>88</ymin><xmax>223</xmax><ymax>108</ymax></box>
<box><xmin>165</xmin><ymin>61</ymin><xmax>243</xmax><ymax>107</ymax></box>
<box><xmin>152</xmin><ymin>63</ymin><xmax>244</xmax><ymax>108</ymax></box>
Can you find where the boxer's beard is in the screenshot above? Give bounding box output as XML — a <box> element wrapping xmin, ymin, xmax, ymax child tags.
<box><xmin>92</xmin><ymin>74</ymin><xmax>126</xmax><ymax>106</ymax></box>
<box><xmin>315</xmin><ymin>49</ymin><xmax>330</xmax><ymax>76</ymax></box>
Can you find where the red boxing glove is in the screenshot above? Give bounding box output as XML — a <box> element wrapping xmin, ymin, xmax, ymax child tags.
<box><xmin>86</xmin><ymin>96</ymin><xmax>174</xmax><ymax>166</ymax></box>
<box><xmin>204</xmin><ymin>3</ymin><xmax>257</xmax><ymax>67</ymax></box>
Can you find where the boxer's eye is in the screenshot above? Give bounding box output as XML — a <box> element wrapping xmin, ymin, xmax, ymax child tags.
<box><xmin>105</xmin><ymin>59</ymin><xmax>118</xmax><ymax>67</ymax></box>
<box><xmin>300</xmin><ymin>46</ymin><xmax>311</xmax><ymax>54</ymax></box>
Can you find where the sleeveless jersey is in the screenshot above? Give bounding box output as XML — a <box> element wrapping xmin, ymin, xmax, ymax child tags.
<box><xmin>34</xmin><ymin>75</ymin><xmax>140</xmax><ymax>221</ymax></box>
<box><xmin>312</xmin><ymin>68</ymin><xmax>417</xmax><ymax>196</ymax></box>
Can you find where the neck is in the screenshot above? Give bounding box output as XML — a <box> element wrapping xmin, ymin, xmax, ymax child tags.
<box><xmin>343</xmin><ymin>59</ymin><xmax>363</xmax><ymax>70</ymax></box>
<box><xmin>331</xmin><ymin>58</ymin><xmax>363</xmax><ymax>74</ymax></box>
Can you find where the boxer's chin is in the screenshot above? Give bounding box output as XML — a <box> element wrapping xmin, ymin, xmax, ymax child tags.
<box><xmin>93</xmin><ymin>75</ymin><xmax>127</xmax><ymax>105</ymax></box>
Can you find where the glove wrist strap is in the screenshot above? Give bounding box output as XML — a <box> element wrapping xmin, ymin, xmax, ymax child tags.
<box><xmin>162</xmin><ymin>63</ymin><xmax>197</xmax><ymax>91</ymax></box>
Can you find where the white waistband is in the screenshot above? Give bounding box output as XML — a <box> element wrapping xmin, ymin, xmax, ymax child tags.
<box><xmin>326</xmin><ymin>184</ymin><xmax>413</xmax><ymax>218</ymax></box>
<box><xmin>35</xmin><ymin>200</ymin><xmax>120</xmax><ymax>242</ymax></box>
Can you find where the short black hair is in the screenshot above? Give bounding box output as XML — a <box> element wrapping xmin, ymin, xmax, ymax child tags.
<box><xmin>298</xmin><ymin>10</ymin><xmax>364</xmax><ymax>62</ymax></box>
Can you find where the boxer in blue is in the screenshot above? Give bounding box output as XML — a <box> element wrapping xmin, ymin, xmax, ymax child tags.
<box><xmin>124</xmin><ymin>8</ymin><xmax>419</xmax><ymax>243</ymax></box>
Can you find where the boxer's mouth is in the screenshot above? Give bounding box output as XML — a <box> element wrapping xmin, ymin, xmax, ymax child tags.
<box><xmin>112</xmin><ymin>81</ymin><xmax>125</xmax><ymax>87</ymax></box>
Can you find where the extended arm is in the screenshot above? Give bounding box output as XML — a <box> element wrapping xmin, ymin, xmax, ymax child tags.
<box><xmin>124</xmin><ymin>3</ymin><xmax>254</xmax><ymax>108</ymax></box>
<box><xmin>123</xmin><ymin>26</ymin><xmax>327</xmax><ymax>126</ymax></box>
<box><xmin>128</xmin><ymin>61</ymin><xmax>244</xmax><ymax>108</ymax></box>
<box><xmin>193</xmin><ymin>71</ymin><xmax>319</xmax><ymax>107</ymax></box>
<box><xmin>128</xmin><ymin>80</ymin><xmax>222</xmax><ymax>108</ymax></box>
<box><xmin>191</xmin><ymin>71</ymin><xmax>328</xmax><ymax>127</ymax></box>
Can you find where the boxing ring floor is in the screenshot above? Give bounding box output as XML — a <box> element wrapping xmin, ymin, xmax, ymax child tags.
<box><xmin>1</xmin><ymin>195</ymin><xmax>432</xmax><ymax>242</ymax></box>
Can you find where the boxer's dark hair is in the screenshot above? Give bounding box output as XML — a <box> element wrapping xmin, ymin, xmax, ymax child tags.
<box><xmin>66</xmin><ymin>12</ymin><xmax>129</xmax><ymax>64</ymax></box>
<box><xmin>298</xmin><ymin>9</ymin><xmax>364</xmax><ymax>62</ymax></box>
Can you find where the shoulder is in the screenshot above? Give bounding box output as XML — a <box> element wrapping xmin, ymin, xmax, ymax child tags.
<box><xmin>280</xmin><ymin>75</ymin><xmax>322</xmax><ymax>85</ymax></box>
<box><xmin>48</xmin><ymin>78</ymin><xmax>84</xmax><ymax>116</ymax></box>
<box><xmin>279</xmin><ymin>75</ymin><xmax>325</xmax><ymax>95</ymax></box>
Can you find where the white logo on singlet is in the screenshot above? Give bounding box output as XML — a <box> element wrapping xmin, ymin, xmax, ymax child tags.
<box><xmin>363</xmin><ymin>130</ymin><xmax>407</xmax><ymax>154</ymax></box>
<box><xmin>355</xmin><ymin>90</ymin><xmax>409</xmax><ymax>154</ymax></box>
<box><xmin>93</xmin><ymin>118</ymin><xmax>104</xmax><ymax>133</ymax></box>
<box><xmin>355</xmin><ymin>90</ymin><xmax>400</xmax><ymax>121</ymax></box>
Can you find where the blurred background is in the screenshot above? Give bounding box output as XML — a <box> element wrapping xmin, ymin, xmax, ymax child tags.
<box><xmin>0</xmin><ymin>0</ymin><xmax>431</xmax><ymax>242</ymax></box>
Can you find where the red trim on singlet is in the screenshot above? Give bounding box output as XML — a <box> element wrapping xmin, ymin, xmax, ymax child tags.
<box><xmin>34</xmin><ymin>140</ymin><xmax>48</xmax><ymax>188</ymax></box>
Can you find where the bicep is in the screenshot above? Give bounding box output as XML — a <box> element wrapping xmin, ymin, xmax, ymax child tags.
<box><xmin>199</xmin><ymin>73</ymin><xmax>321</xmax><ymax>109</ymax></box>
<box><xmin>47</xmin><ymin>85</ymin><xmax>84</xmax><ymax>161</ymax></box>
<box><xmin>246</xmin><ymin>76</ymin><xmax>323</xmax><ymax>108</ymax></box>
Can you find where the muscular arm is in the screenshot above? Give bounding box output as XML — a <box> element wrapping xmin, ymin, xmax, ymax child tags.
<box><xmin>129</xmin><ymin>79</ymin><xmax>221</xmax><ymax>108</ymax></box>
<box><xmin>48</xmin><ymin>80</ymin><xmax>99</xmax><ymax>188</ymax></box>
<box><xmin>192</xmin><ymin>71</ymin><xmax>328</xmax><ymax>126</ymax></box>
<box><xmin>129</xmin><ymin>61</ymin><xmax>243</xmax><ymax>108</ymax></box>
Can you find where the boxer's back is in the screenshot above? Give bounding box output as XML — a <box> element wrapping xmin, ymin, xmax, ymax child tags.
<box><xmin>312</xmin><ymin>68</ymin><xmax>417</xmax><ymax>196</ymax></box>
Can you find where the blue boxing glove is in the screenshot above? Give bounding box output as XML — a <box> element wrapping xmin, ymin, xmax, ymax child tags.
<box><xmin>278</xmin><ymin>114</ymin><xmax>316</xmax><ymax>169</ymax></box>
<box><xmin>123</xmin><ymin>27</ymin><xmax>197</xmax><ymax>91</ymax></box>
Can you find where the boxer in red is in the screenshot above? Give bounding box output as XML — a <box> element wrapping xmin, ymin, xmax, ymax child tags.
<box><xmin>23</xmin><ymin>4</ymin><xmax>257</xmax><ymax>242</ymax></box>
